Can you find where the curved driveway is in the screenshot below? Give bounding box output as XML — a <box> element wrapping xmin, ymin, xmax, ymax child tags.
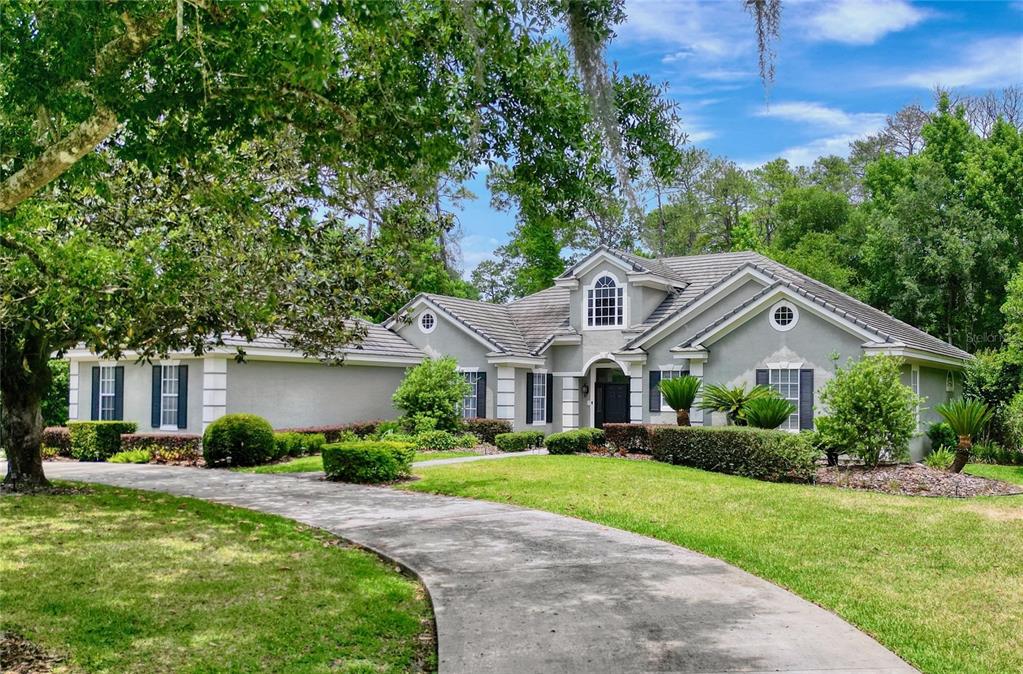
<box><xmin>41</xmin><ymin>462</ymin><xmax>915</xmax><ymax>674</ymax></box>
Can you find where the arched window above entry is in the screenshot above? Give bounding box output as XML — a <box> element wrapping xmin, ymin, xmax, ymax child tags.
<box><xmin>587</xmin><ymin>274</ymin><xmax>624</xmax><ymax>328</ymax></box>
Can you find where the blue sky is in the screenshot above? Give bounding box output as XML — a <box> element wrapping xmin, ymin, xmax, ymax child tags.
<box><xmin>456</xmin><ymin>0</ymin><xmax>1023</xmax><ymax>272</ymax></box>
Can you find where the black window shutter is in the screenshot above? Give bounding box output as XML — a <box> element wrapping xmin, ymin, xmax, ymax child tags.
<box><xmin>525</xmin><ymin>372</ymin><xmax>534</xmax><ymax>424</ymax></box>
<box><xmin>113</xmin><ymin>366</ymin><xmax>124</xmax><ymax>420</ymax></box>
<box><xmin>649</xmin><ymin>371</ymin><xmax>661</xmax><ymax>412</ymax></box>
<box><xmin>799</xmin><ymin>369</ymin><xmax>814</xmax><ymax>430</ymax></box>
<box><xmin>151</xmin><ymin>365</ymin><xmax>162</xmax><ymax>428</ymax></box>
<box><xmin>546</xmin><ymin>373</ymin><xmax>554</xmax><ymax>423</ymax></box>
<box><xmin>177</xmin><ymin>365</ymin><xmax>189</xmax><ymax>429</ymax></box>
<box><xmin>91</xmin><ymin>366</ymin><xmax>100</xmax><ymax>420</ymax></box>
<box><xmin>755</xmin><ymin>369</ymin><xmax>769</xmax><ymax>387</ymax></box>
<box><xmin>476</xmin><ymin>372</ymin><xmax>487</xmax><ymax>418</ymax></box>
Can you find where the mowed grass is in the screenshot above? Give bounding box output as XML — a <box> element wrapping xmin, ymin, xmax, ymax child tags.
<box><xmin>0</xmin><ymin>484</ymin><xmax>433</xmax><ymax>673</ymax></box>
<box><xmin>405</xmin><ymin>455</ymin><xmax>1023</xmax><ymax>674</ymax></box>
<box><xmin>964</xmin><ymin>463</ymin><xmax>1023</xmax><ymax>485</ymax></box>
<box><xmin>238</xmin><ymin>451</ymin><xmax>480</xmax><ymax>474</ymax></box>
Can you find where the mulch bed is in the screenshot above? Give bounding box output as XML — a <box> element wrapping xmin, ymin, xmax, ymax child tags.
<box><xmin>585</xmin><ymin>449</ymin><xmax>653</xmax><ymax>461</ymax></box>
<box><xmin>0</xmin><ymin>631</ymin><xmax>68</xmax><ymax>673</ymax></box>
<box><xmin>816</xmin><ymin>463</ymin><xmax>1023</xmax><ymax>497</ymax></box>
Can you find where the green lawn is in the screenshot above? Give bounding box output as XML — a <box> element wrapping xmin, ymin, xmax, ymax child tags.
<box><xmin>406</xmin><ymin>455</ymin><xmax>1023</xmax><ymax>674</ymax></box>
<box><xmin>239</xmin><ymin>450</ymin><xmax>481</xmax><ymax>474</ymax></box>
<box><xmin>964</xmin><ymin>463</ymin><xmax>1023</xmax><ymax>485</ymax></box>
<box><xmin>0</xmin><ymin>484</ymin><xmax>433</xmax><ymax>673</ymax></box>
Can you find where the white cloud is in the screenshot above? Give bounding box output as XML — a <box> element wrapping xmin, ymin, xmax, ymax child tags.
<box><xmin>622</xmin><ymin>0</ymin><xmax>752</xmax><ymax>60</ymax></box>
<box><xmin>698</xmin><ymin>69</ymin><xmax>754</xmax><ymax>82</ymax></box>
<box><xmin>776</xmin><ymin>133</ymin><xmax>867</xmax><ymax>167</ymax></box>
<box><xmin>893</xmin><ymin>36</ymin><xmax>1023</xmax><ymax>89</ymax></box>
<box><xmin>806</xmin><ymin>0</ymin><xmax>927</xmax><ymax>45</ymax></box>
<box><xmin>754</xmin><ymin>101</ymin><xmax>886</xmax><ymax>131</ymax></box>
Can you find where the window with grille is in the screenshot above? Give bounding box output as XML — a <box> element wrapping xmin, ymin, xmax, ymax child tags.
<box><xmin>531</xmin><ymin>374</ymin><xmax>547</xmax><ymax>423</ymax></box>
<box><xmin>769</xmin><ymin>368</ymin><xmax>800</xmax><ymax>431</ymax></box>
<box><xmin>587</xmin><ymin>275</ymin><xmax>624</xmax><ymax>327</ymax></box>
<box><xmin>462</xmin><ymin>371</ymin><xmax>480</xmax><ymax>418</ymax></box>
<box><xmin>99</xmin><ymin>366</ymin><xmax>116</xmax><ymax>420</ymax></box>
<box><xmin>659</xmin><ymin>369</ymin><xmax>689</xmax><ymax>409</ymax></box>
<box><xmin>161</xmin><ymin>365</ymin><xmax>180</xmax><ymax>428</ymax></box>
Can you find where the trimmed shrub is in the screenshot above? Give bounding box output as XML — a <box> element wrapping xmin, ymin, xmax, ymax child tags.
<box><xmin>413</xmin><ymin>430</ymin><xmax>459</xmax><ymax>451</ymax></box>
<box><xmin>68</xmin><ymin>421</ymin><xmax>137</xmax><ymax>461</ymax></box>
<box><xmin>108</xmin><ymin>449</ymin><xmax>152</xmax><ymax>464</ymax></box>
<box><xmin>272</xmin><ymin>432</ymin><xmax>304</xmax><ymax>460</ymax></box>
<box><xmin>927</xmin><ymin>422</ymin><xmax>957</xmax><ymax>452</ymax></box>
<box><xmin>120</xmin><ymin>433</ymin><xmax>202</xmax><ymax>464</ymax></box>
<box><xmin>276</xmin><ymin>420</ymin><xmax>384</xmax><ymax>442</ymax></box>
<box><xmin>455</xmin><ymin>433</ymin><xmax>479</xmax><ymax>448</ymax></box>
<box><xmin>545</xmin><ymin>429</ymin><xmax>605</xmax><ymax>455</ymax></box>
<box><xmin>42</xmin><ymin>426</ymin><xmax>71</xmax><ymax>457</ymax></box>
<box><xmin>601</xmin><ymin>424</ymin><xmax>672</xmax><ymax>453</ymax></box>
<box><xmin>972</xmin><ymin>441</ymin><xmax>1023</xmax><ymax>465</ymax></box>
<box><xmin>494</xmin><ymin>431</ymin><xmax>545</xmax><ymax>452</ymax></box>
<box><xmin>461</xmin><ymin>418</ymin><xmax>512</xmax><ymax>445</ymax></box>
<box><xmin>322</xmin><ymin>440</ymin><xmax>415</xmax><ymax>483</ymax></box>
<box><xmin>392</xmin><ymin>357</ymin><xmax>471</xmax><ymax>431</ymax></box>
<box><xmin>650</xmin><ymin>426</ymin><xmax>818</xmax><ymax>482</ymax></box>
<box><xmin>203</xmin><ymin>414</ymin><xmax>275</xmax><ymax>467</ymax></box>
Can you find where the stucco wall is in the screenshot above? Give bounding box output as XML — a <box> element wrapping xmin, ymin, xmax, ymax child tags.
<box><xmin>394</xmin><ymin>306</ymin><xmax>497</xmax><ymax>418</ymax></box>
<box><xmin>74</xmin><ymin>359</ymin><xmax>205</xmax><ymax>434</ymax></box>
<box><xmin>226</xmin><ymin>359</ymin><xmax>406</xmax><ymax>427</ymax></box>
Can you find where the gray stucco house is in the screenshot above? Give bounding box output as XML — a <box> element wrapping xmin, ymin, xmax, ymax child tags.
<box><xmin>66</xmin><ymin>246</ymin><xmax>970</xmax><ymax>459</ymax></box>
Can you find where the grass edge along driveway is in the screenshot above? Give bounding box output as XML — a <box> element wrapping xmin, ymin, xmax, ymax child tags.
<box><xmin>405</xmin><ymin>455</ymin><xmax>1023</xmax><ymax>674</ymax></box>
<box><xmin>0</xmin><ymin>484</ymin><xmax>434</xmax><ymax>673</ymax></box>
<box><xmin>238</xmin><ymin>450</ymin><xmax>480</xmax><ymax>474</ymax></box>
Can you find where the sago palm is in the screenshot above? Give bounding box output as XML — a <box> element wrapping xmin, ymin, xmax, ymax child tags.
<box><xmin>659</xmin><ymin>375</ymin><xmax>702</xmax><ymax>426</ymax></box>
<box><xmin>935</xmin><ymin>398</ymin><xmax>994</xmax><ymax>473</ymax></box>
<box><xmin>699</xmin><ymin>383</ymin><xmax>773</xmax><ymax>425</ymax></box>
<box><xmin>742</xmin><ymin>396</ymin><xmax>797</xmax><ymax>430</ymax></box>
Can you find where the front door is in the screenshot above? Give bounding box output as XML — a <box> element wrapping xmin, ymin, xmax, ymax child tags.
<box><xmin>595</xmin><ymin>382</ymin><xmax>630</xmax><ymax>427</ymax></box>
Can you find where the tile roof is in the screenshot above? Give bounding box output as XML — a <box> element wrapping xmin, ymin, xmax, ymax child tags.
<box><xmin>221</xmin><ymin>321</ymin><xmax>425</xmax><ymax>359</ymax></box>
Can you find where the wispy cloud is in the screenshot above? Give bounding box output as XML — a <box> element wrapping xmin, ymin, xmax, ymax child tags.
<box><xmin>806</xmin><ymin>0</ymin><xmax>928</xmax><ymax>45</ymax></box>
<box><xmin>892</xmin><ymin>36</ymin><xmax>1023</xmax><ymax>89</ymax></box>
<box><xmin>622</xmin><ymin>0</ymin><xmax>752</xmax><ymax>61</ymax></box>
<box><xmin>754</xmin><ymin>101</ymin><xmax>885</xmax><ymax>130</ymax></box>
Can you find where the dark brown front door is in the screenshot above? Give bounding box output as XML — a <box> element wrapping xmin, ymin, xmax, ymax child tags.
<box><xmin>595</xmin><ymin>382</ymin><xmax>630</xmax><ymax>427</ymax></box>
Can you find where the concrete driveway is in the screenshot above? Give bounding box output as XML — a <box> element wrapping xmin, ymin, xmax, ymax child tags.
<box><xmin>39</xmin><ymin>462</ymin><xmax>916</xmax><ymax>674</ymax></box>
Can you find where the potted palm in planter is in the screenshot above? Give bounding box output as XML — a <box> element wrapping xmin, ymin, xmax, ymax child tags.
<box><xmin>935</xmin><ymin>398</ymin><xmax>994</xmax><ymax>473</ymax></box>
<box><xmin>659</xmin><ymin>375</ymin><xmax>701</xmax><ymax>426</ymax></box>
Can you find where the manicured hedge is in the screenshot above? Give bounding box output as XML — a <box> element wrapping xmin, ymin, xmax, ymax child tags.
<box><xmin>42</xmin><ymin>426</ymin><xmax>72</xmax><ymax>457</ymax></box>
<box><xmin>271</xmin><ymin>432</ymin><xmax>326</xmax><ymax>460</ymax></box>
<box><xmin>120</xmin><ymin>433</ymin><xmax>203</xmax><ymax>464</ymax></box>
<box><xmin>276</xmin><ymin>420</ymin><xmax>384</xmax><ymax>442</ymax></box>
<box><xmin>602</xmin><ymin>423</ymin><xmax>674</xmax><ymax>454</ymax></box>
<box><xmin>494</xmin><ymin>431</ymin><xmax>545</xmax><ymax>452</ymax></box>
<box><xmin>67</xmin><ymin>421</ymin><xmax>138</xmax><ymax>461</ymax></box>
<box><xmin>650</xmin><ymin>426</ymin><xmax>819</xmax><ymax>483</ymax></box>
<box><xmin>322</xmin><ymin>440</ymin><xmax>415</xmax><ymax>483</ymax></box>
<box><xmin>203</xmin><ymin>414</ymin><xmax>275</xmax><ymax>467</ymax></box>
<box><xmin>461</xmin><ymin>418</ymin><xmax>512</xmax><ymax>445</ymax></box>
<box><xmin>545</xmin><ymin>428</ymin><xmax>605</xmax><ymax>455</ymax></box>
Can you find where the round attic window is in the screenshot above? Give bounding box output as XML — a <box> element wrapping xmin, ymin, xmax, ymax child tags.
<box><xmin>419</xmin><ymin>312</ymin><xmax>436</xmax><ymax>334</ymax></box>
<box><xmin>769</xmin><ymin>302</ymin><xmax>798</xmax><ymax>332</ymax></box>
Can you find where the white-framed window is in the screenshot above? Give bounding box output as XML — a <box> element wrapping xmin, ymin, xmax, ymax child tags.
<box><xmin>769</xmin><ymin>368</ymin><xmax>800</xmax><ymax>431</ymax></box>
<box><xmin>769</xmin><ymin>301</ymin><xmax>799</xmax><ymax>332</ymax></box>
<box><xmin>161</xmin><ymin>365</ymin><xmax>180</xmax><ymax>428</ymax></box>
<box><xmin>98</xmin><ymin>365</ymin><xmax>117</xmax><ymax>420</ymax></box>
<box><xmin>462</xmin><ymin>371</ymin><xmax>480</xmax><ymax>419</ymax></box>
<box><xmin>419</xmin><ymin>312</ymin><xmax>436</xmax><ymax>334</ymax></box>
<box><xmin>531</xmin><ymin>373</ymin><xmax>547</xmax><ymax>424</ymax></box>
<box><xmin>586</xmin><ymin>274</ymin><xmax>624</xmax><ymax>328</ymax></box>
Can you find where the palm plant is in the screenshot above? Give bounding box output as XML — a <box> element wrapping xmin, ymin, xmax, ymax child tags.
<box><xmin>742</xmin><ymin>396</ymin><xmax>797</xmax><ymax>430</ymax></box>
<box><xmin>699</xmin><ymin>383</ymin><xmax>774</xmax><ymax>425</ymax></box>
<box><xmin>659</xmin><ymin>375</ymin><xmax>702</xmax><ymax>426</ymax></box>
<box><xmin>935</xmin><ymin>398</ymin><xmax>994</xmax><ymax>473</ymax></box>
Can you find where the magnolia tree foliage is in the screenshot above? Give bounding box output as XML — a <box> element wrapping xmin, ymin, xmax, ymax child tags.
<box><xmin>392</xmin><ymin>357</ymin><xmax>471</xmax><ymax>432</ymax></box>
<box><xmin>816</xmin><ymin>356</ymin><xmax>922</xmax><ymax>468</ymax></box>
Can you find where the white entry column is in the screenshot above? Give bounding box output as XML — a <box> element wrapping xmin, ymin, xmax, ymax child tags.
<box><xmin>629</xmin><ymin>363</ymin><xmax>644</xmax><ymax>424</ymax></box>
<box><xmin>496</xmin><ymin>366</ymin><xmax>516</xmax><ymax>422</ymax></box>
<box><xmin>561</xmin><ymin>376</ymin><xmax>580</xmax><ymax>430</ymax></box>
<box><xmin>689</xmin><ymin>360</ymin><xmax>705</xmax><ymax>426</ymax></box>
<box><xmin>68</xmin><ymin>360</ymin><xmax>80</xmax><ymax>420</ymax></box>
<box><xmin>202</xmin><ymin>356</ymin><xmax>228</xmax><ymax>431</ymax></box>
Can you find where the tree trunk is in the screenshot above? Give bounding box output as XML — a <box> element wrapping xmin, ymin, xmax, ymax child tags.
<box><xmin>949</xmin><ymin>435</ymin><xmax>971</xmax><ymax>474</ymax></box>
<box><xmin>2</xmin><ymin>386</ymin><xmax>49</xmax><ymax>490</ymax></box>
<box><xmin>675</xmin><ymin>408</ymin><xmax>691</xmax><ymax>427</ymax></box>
